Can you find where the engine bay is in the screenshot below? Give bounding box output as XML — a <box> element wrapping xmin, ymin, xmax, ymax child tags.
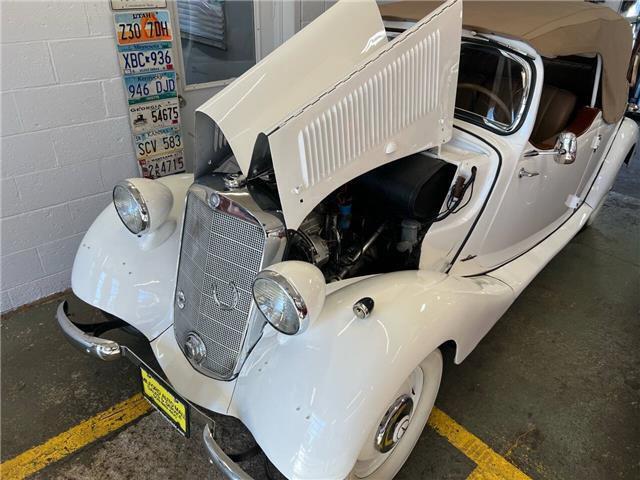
<box><xmin>238</xmin><ymin>151</ymin><xmax>477</xmax><ymax>282</ymax></box>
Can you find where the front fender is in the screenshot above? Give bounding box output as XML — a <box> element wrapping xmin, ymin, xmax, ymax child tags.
<box><xmin>231</xmin><ymin>270</ymin><xmax>514</xmax><ymax>479</ymax></box>
<box><xmin>71</xmin><ymin>174</ymin><xmax>193</xmax><ymax>340</ymax></box>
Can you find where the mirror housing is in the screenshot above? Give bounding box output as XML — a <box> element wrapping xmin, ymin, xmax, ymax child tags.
<box><xmin>554</xmin><ymin>131</ymin><xmax>577</xmax><ymax>164</ymax></box>
<box><xmin>523</xmin><ymin>131</ymin><xmax>578</xmax><ymax>163</ymax></box>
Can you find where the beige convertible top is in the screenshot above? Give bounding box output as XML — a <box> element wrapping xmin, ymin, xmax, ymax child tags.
<box><xmin>379</xmin><ymin>1</ymin><xmax>633</xmax><ymax>123</ymax></box>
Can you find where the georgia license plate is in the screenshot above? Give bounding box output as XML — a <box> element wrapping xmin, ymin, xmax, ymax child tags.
<box><xmin>140</xmin><ymin>366</ymin><xmax>190</xmax><ymax>437</ymax></box>
<box><xmin>115</xmin><ymin>11</ymin><xmax>173</xmax><ymax>46</ymax></box>
<box><xmin>141</xmin><ymin>151</ymin><xmax>185</xmax><ymax>178</ymax></box>
<box><xmin>135</xmin><ymin>126</ymin><xmax>181</xmax><ymax>160</ymax></box>
<box><xmin>118</xmin><ymin>42</ymin><xmax>174</xmax><ymax>75</ymax></box>
<box><xmin>125</xmin><ymin>72</ymin><xmax>176</xmax><ymax>105</ymax></box>
<box><xmin>129</xmin><ymin>98</ymin><xmax>180</xmax><ymax>134</ymax></box>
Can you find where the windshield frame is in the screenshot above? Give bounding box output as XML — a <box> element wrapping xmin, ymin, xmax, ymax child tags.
<box><xmin>454</xmin><ymin>39</ymin><xmax>535</xmax><ymax>136</ymax></box>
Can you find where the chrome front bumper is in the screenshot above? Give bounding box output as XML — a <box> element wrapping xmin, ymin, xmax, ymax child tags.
<box><xmin>55</xmin><ymin>301</ymin><xmax>255</xmax><ymax>480</ymax></box>
<box><xmin>203</xmin><ymin>425</ymin><xmax>253</xmax><ymax>480</ymax></box>
<box><xmin>56</xmin><ymin>301</ymin><xmax>122</xmax><ymax>361</ymax></box>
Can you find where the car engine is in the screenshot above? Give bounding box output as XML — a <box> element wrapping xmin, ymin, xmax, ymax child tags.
<box><xmin>282</xmin><ymin>152</ymin><xmax>471</xmax><ymax>281</ymax></box>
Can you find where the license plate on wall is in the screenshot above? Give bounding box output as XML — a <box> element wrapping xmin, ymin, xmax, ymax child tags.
<box><xmin>118</xmin><ymin>42</ymin><xmax>174</xmax><ymax>75</ymax></box>
<box><xmin>141</xmin><ymin>151</ymin><xmax>185</xmax><ymax>178</ymax></box>
<box><xmin>129</xmin><ymin>98</ymin><xmax>180</xmax><ymax>134</ymax></box>
<box><xmin>135</xmin><ymin>126</ymin><xmax>182</xmax><ymax>160</ymax></box>
<box><xmin>125</xmin><ymin>72</ymin><xmax>176</xmax><ymax>104</ymax></box>
<box><xmin>115</xmin><ymin>11</ymin><xmax>173</xmax><ymax>46</ymax></box>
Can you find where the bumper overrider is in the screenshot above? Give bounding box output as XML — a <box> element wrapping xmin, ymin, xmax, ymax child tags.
<box><xmin>55</xmin><ymin>301</ymin><xmax>254</xmax><ymax>480</ymax></box>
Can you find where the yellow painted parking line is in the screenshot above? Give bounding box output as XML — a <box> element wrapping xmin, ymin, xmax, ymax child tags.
<box><xmin>1</xmin><ymin>393</ymin><xmax>530</xmax><ymax>480</ymax></box>
<box><xmin>0</xmin><ymin>394</ymin><xmax>151</xmax><ymax>480</ymax></box>
<box><xmin>466</xmin><ymin>467</ymin><xmax>507</xmax><ymax>479</ymax></box>
<box><xmin>428</xmin><ymin>407</ymin><xmax>532</xmax><ymax>480</ymax></box>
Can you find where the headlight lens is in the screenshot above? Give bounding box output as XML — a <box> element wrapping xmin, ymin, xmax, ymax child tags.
<box><xmin>253</xmin><ymin>270</ymin><xmax>307</xmax><ymax>335</ymax></box>
<box><xmin>113</xmin><ymin>181</ymin><xmax>149</xmax><ymax>234</ymax></box>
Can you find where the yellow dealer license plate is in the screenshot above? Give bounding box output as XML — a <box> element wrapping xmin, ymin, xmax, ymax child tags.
<box><xmin>140</xmin><ymin>366</ymin><xmax>190</xmax><ymax>437</ymax></box>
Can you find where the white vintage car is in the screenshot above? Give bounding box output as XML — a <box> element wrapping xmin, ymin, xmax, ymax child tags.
<box><xmin>57</xmin><ymin>1</ymin><xmax>638</xmax><ymax>479</ymax></box>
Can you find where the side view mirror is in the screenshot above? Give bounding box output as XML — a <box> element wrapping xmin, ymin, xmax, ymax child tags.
<box><xmin>554</xmin><ymin>131</ymin><xmax>577</xmax><ymax>164</ymax></box>
<box><xmin>523</xmin><ymin>131</ymin><xmax>577</xmax><ymax>165</ymax></box>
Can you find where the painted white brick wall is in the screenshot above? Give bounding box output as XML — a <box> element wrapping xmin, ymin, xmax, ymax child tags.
<box><xmin>0</xmin><ymin>0</ymin><xmax>140</xmax><ymax>312</ymax></box>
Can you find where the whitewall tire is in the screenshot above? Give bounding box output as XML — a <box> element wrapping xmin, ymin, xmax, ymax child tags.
<box><xmin>348</xmin><ymin>349</ymin><xmax>443</xmax><ymax>479</ymax></box>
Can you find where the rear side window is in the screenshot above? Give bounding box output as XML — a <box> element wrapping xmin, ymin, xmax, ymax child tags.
<box><xmin>455</xmin><ymin>43</ymin><xmax>530</xmax><ymax>133</ymax></box>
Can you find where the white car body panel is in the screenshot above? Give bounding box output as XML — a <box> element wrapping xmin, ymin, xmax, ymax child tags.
<box><xmin>418</xmin><ymin>133</ymin><xmax>498</xmax><ymax>272</ymax></box>
<box><xmin>151</xmin><ymin>324</ymin><xmax>236</xmax><ymax>414</ymax></box>
<box><xmin>194</xmin><ymin>0</ymin><xmax>387</xmax><ymax>176</ymax></box>
<box><xmin>231</xmin><ymin>271</ymin><xmax>513</xmax><ymax>479</ymax></box>
<box><xmin>71</xmin><ymin>173</ymin><xmax>192</xmax><ymax>340</ymax></box>
<box><xmin>66</xmin><ymin>2</ymin><xmax>640</xmax><ymax>479</ymax></box>
<box><xmin>489</xmin><ymin>202</ymin><xmax>593</xmax><ymax>295</ymax></box>
<box><xmin>585</xmin><ymin>117</ymin><xmax>638</xmax><ymax>208</ymax></box>
<box><xmin>268</xmin><ymin>0</ymin><xmax>462</xmax><ymax>228</ymax></box>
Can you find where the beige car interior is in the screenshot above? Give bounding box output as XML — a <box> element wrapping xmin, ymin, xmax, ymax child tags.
<box><xmin>455</xmin><ymin>46</ymin><xmax>601</xmax><ymax>149</ymax></box>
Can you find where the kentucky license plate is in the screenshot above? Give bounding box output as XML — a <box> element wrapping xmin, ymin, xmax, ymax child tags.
<box><xmin>140</xmin><ymin>366</ymin><xmax>190</xmax><ymax>436</ymax></box>
<box><xmin>125</xmin><ymin>71</ymin><xmax>176</xmax><ymax>105</ymax></box>
<box><xmin>141</xmin><ymin>151</ymin><xmax>185</xmax><ymax>178</ymax></box>
<box><xmin>129</xmin><ymin>98</ymin><xmax>180</xmax><ymax>134</ymax></box>
<box><xmin>115</xmin><ymin>11</ymin><xmax>173</xmax><ymax>46</ymax></box>
<box><xmin>118</xmin><ymin>42</ymin><xmax>174</xmax><ymax>75</ymax></box>
<box><xmin>135</xmin><ymin>126</ymin><xmax>181</xmax><ymax>160</ymax></box>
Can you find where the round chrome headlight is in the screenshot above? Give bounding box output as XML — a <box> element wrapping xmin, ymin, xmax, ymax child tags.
<box><xmin>253</xmin><ymin>270</ymin><xmax>308</xmax><ymax>335</ymax></box>
<box><xmin>113</xmin><ymin>181</ymin><xmax>149</xmax><ymax>234</ymax></box>
<box><xmin>112</xmin><ymin>178</ymin><xmax>173</xmax><ymax>236</ymax></box>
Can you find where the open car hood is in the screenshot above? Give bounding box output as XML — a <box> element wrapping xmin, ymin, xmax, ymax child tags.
<box><xmin>196</xmin><ymin>0</ymin><xmax>461</xmax><ymax>229</ymax></box>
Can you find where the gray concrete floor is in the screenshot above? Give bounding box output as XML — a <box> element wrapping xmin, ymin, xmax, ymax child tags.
<box><xmin>2</xmin><ymin>158</ymin><xmax>638</xmax><ymax>479</ymax></box>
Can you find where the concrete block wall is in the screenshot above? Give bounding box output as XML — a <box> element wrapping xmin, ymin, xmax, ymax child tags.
<box><xmin>1</xmin><ymin>0</ymin><xmax>139</xmax><ymax>312</ymax></box>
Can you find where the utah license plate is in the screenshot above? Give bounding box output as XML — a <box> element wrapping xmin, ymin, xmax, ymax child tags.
<box><xmin>125</xmin><ymin>72</ymin><xmax>176</xmax><ymax>105</ymax></box>
<box><xmin>115</xmin><ymin>11</ymin><xmax>173</xmax><ymax>46</ymax></box>
<box><xmin>135</xmin><ymin>126</ymin><xmax>181</xmax><ymax>160</ymax></box>
<box><xmin>140</xmin><ymin>365</ymin><xmax>190</xmax><ymax>437</ymax></box>
<box><xmin>129</xmin><ymin>98</ymin><xmax>180</xmax><ymax>134</ymax></box>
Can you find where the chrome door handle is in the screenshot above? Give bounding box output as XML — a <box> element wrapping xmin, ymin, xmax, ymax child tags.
<box><xmin>518</xmin><ymin>168</ymin><xmax>539</xmax><ymax>178</ymax></box>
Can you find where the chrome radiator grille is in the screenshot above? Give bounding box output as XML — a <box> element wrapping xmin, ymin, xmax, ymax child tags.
<box><xmin>174</xmin><ymin>191</ymin><xmax>267</xmax><ymax>379</ymax></box>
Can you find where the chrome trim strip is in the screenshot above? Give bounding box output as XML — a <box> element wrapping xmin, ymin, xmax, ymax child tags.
<box><xmin>55</xmin><ymin>301</ymin><xmax>122</xmax><ymax>361</ymax></box>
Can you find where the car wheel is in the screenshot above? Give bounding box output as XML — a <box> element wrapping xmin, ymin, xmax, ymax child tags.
<box><xmin>347</xmin><ymin>349</ymin><xmax>443</xmax><ymax>479</ymax></box>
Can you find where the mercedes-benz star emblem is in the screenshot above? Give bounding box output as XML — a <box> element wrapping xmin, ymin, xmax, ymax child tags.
<box><xmin>212</xmin><ymin>281</ymin><xmax>239</xmax><ymax>311</ymax></box>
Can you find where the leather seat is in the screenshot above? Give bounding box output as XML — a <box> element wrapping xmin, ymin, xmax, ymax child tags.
<box><xmin>530</xmin><ymin>85</ymin><xmax>577</xmax><ymax>146</ymax></box>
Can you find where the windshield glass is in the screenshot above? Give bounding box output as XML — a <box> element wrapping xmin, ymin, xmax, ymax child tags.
<box><xmin>455</xmin><ymin>43</ymin><xmax>529</xmax><ymax>132</ymax></box>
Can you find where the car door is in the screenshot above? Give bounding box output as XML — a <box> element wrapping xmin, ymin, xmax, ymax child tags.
<box><xmin>506</xmin><ymin>110</ymin><xmax>614</xmax><ymax>257</ymax></box>
<box><xmin>469</xmin><ymin>47</ymin><xmax>609</xmax><ymax>271</ymax></box>
<box><xmin>476</xmin><ymin>119</ymin><xmax>600</xmax><ymax>269</ymax></box>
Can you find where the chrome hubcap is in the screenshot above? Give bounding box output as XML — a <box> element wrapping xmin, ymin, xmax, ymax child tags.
<box><xmin>374</xmin><ymin>394</ymin><xmax>414</xmax><ymax>453</ymax></box>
